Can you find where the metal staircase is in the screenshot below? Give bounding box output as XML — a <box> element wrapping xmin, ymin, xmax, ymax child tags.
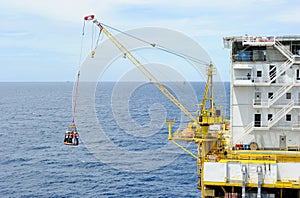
<box><xmin>253</xmin><ymin>83</ymin><xmax>293</xmax><ymax>108</ymax></box>
<box><xmin>243</xmin><ymin>121</ymin><xmax>254</xmax><ymax>135</ymax></box>
<box><xmin>235</xmin><ymin>121</ymin><xmax>255</xmax><ymax>144</ymax></box>
<box><xmin>239</xmin><ymin>101</ymin><xmax>294</xmax><ymax>143</ymax></box>
<box><xmin>268</xmin><ymin>83</ymin><xmax>293</xmax><ymax>107</ymax></box>
<box><xmin>268</xmin><ymin>59</ymin><xmax>294</xmax><ymax>84</ymax></box>
<box><xmin>236</xmin><ymin>39</ymin><xmax>297</xmax><ymax>144</ymax></box>
<box><xmin>262</xmin><ymin>40</ymin><xmax>295</xmax><ymax>107</ymax></box>
<box><xmin>265</xmin><ymin>40</ymin><xmax>295</xmax><ymax>84</ymax></box>
<box><xmin>274</xmin><ymin>40</ymin><xmax>294</xmax><ymax>61</ymax></box>
<box><xmin>268</xmin><ymin>101</ymin><xmax>294</xmax><ymax>128</ymax></box>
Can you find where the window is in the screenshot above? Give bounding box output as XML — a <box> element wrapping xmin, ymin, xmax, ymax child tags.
<box><xmin>286</xmin><ymin>92</ymin><xmax>291</xmax><ymax>99</ymax></box>
<box><xmin>286</xmin><ymin>114</ymin><xmax>291</xmax><ymax>121</ymax></box>
<box><xmin>297</xmin><ymin>69</ymin><xmax>300</xmax><ymax>80</ymax></box>
<box><xmin>254</xmin><ymin>114</ymin><xmax>261</xmax><ymax>127</ymax></box>
<box><xmin>268</xmin><ymin>114</ymin><xmax>273</xmax><ymax>121</ymax></box>
<box><xmin>268</xmin><ymin>92</ymin><xmax>273</xmax><ymax>99</ymax></box>
<box><xmin>269</xmin><ymin>65</ymin><xmax>276</xmax><ymax>84</ymax></box>
<box><xmin>257</xmin><ymin>70</ymin><xmax>262</xmax><ymax>77</ymax></box>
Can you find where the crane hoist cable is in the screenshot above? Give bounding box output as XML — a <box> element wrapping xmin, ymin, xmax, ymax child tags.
<box><xmin>78</xmin><ymin>20</ymin><xmax>86</xmax><ymax>67</ymax></box>
<box><xmin>64</xmin><ymin>70</ymin><xmax>80</xmax><ymax>146</ymax></box>
<box><xmin>72</xmin><ymin>19</ymin><xmax>86</xmax><ymax>123</ymax></box>
<box><xmin>82</xmin><ymin>16</ymin><xmax>102</xmax><ymax>58</ymax></box>
<box><xmin>91</xmin><ymin>23</ymin><xmax>94</xmax><ymax>51</ymax></box>
<box><xmin>94</xmin><ymin>28</ymin><xmax>103</xmax><ymax>50</ymax></box>
<box><xmin>72</xmin><ymin>70</ymin><xmax>80</xmax><ymax>123</ymax></box>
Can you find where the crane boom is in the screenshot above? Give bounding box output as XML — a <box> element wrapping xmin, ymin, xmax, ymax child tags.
<box><xmin>200</xmin><ymin>63</ymin><xmax>214</xmax><ymax>115</ymax></box>
<box><xmin>91</xmin><ymin>18</ymin><xmax>197</xmax><ymax>123</ymax></box>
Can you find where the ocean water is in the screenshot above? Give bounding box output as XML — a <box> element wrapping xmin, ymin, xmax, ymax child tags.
<box><xmin>0</xmin><ymin>82</ymin><xmax>229</xmax><ymax>197</ymax></box>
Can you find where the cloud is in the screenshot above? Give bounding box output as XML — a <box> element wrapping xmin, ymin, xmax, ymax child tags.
<box><xmin>1</xmin><ymin>1</ymin><xmax>106</xmax><ymax>23</ymax></box>
<box><xmin>0</xmin><ymin>0</ymin><xmax>297</xmax><ymax>81</ymax></box>
<box><xmin>0</xmin><ymin>0</ymin><xmax>285</xmax><ymax>24</ymax></box>
<box><xmin>272</xmin><ymin>8</ymin><xmax>300</xmax><ymax>23</ymax></box>
<box><xmin>0</xmin><ymin>31</ymin><xmax>32</xmax><ymax>37</ymax></box>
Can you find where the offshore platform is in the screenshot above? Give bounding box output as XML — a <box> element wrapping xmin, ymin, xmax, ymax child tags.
<box><xmin>82</xmin><ymin>15</ymin><xmax>300</xmax><ymax>197</ymax></box>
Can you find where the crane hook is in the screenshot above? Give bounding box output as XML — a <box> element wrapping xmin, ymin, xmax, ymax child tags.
<box><xmin>91</xmin><ymin>50</ymin><xmax>95</xmax><ymax>58</ymax></box>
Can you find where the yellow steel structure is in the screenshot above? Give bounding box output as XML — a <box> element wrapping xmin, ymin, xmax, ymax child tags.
<box><xmin>89</xmin><ymin>17</ymin><xmax>228</xmax><ymax>198</ymax></box>
<box><xmin>87</xmin><ymin>16</ymin><xmax>300</xmax><ymax>197</ymax></box>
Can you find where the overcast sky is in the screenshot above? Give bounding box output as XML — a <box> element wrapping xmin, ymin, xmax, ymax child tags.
<box><xmin>1</xmin><ymin>0</ymin><xmax>299</xmax><ymax>82</ymax></box>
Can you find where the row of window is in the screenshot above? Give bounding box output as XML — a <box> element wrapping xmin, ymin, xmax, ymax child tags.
<box><xmin>254</xmin><ymin>113</ymin><xmax>292</xmax><ymax>127</ymax></box>
<box><xmin>267</xmin><ymin>92</ymin><xmax>291</xmax><ymax>99</ymax></box>
<box><xmin>253</xmin><ymin>69</ymin><xmax>300</xmax><ymax>80</ymax></box>
<box><xmin>267</xmin><ymin>114</ymin><xmax>291</xmax><ymax>121</ymax></box>
<box><xmin>256</xmin><ymin>92</ymin><xmax>292</xmax><ymax>100</ymax></box>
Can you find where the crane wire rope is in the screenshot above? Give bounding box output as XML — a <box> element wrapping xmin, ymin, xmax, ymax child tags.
<box><xmin>78</xmin><ymin>20</ymin><xmax>85</xmax><ymax>67</ymax></box>
<box><xmin>91</xmin><ymin>23</ymin><xmax>95</xmax><ymax>51</ymax></box>
<box><xmin>98</xmin><ymin>23</ymin><xmax>211</xmax><ymax>120</ymax></box>
<box><xmin>71</xmin><ymin>20</ymin><xmax>87</xmax><ymax>124</ymax></box>
<box><xmin>94</xmin><ymin>28</ymin><xmax>103</xmax><ymax>50</ymax></box>
<box><xmin>101</xmin><ymin>23</ymin><xmax>209</xmax><ymax>66</ymax></box>
<box><xmin>72</xmin><ymin>71</ymin><xmax>80</xmax><ymax>123</ymax></box>
<box><xmin>91</xmin><ymin>20</ymin><xmax>199</xmax><ymax>123</ymax></box>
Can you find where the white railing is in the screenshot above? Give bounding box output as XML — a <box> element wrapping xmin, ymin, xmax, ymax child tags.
<box><xmin>252</xmin><ymin>76</ymin><xmax>270</xmax><ymax>84</ymax></box>
<box><xmin>253</xmin><ymin>99</ymin><xmax>268</xmax><ymax>107</ymax></box>
<box><xmin>242</xmin><ymin>36</ymin><xmax>275</xmax><ymax>46</ymax></box>
<box><xmin>271</xmin><ymin>122</ymin><xmax>300</xmax><ymax>130</ymax></box>
<box><xmin>235</xmin><ymin>76</ymin><xmax>252</xmax><ymax>81</ymax></box>
<box><xmin>292</xmin><ymin>122</ymin><xmax>300</xmax><ymax>130</ymax></box>
<box><xmin>251</xmin><ymin>75</ymin><xmax>291</xmax><ymax>85</ymax></box>
<box><xmin>254</xmin><ymin>98</ymin><xmax>297</xmax><ymax>107</ymax></box>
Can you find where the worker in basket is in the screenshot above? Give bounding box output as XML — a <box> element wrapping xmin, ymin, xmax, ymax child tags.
<box><xmin>72</xmin><ymin>131</ymin><xmax>79</xmax><ymax>145</ymax></box>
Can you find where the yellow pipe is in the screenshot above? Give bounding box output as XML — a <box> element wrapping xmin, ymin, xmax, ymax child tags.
<box><xmin>221</xmin><ymin>186</ymin><xmax>226</xmax><ymax>194</ymax></box>
<box><xmin>203</xmin><ymin>181</ymin><xmax>300</xmax><ymax>189</ymax></box>
<box><xmin>165</xmin><ymin>120</ymin><xmax>175</xmax><ymax>140</ymax></box>
<box><xmin>171</xmin><ymin>140</ymin><xmax>197</xmax><ymax>159</ymax></box>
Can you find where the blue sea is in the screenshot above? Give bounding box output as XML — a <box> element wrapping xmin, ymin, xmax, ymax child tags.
<box><xmin>0</xmin><ymin>82</ymin><xmax>229</xmax><ymax>197</ymax></box>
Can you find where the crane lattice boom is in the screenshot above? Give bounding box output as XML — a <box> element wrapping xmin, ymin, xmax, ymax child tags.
<box><xmin>92</xmin><ymin>18</ymin><xmax>197</xmax><ymax>123</ymax></box>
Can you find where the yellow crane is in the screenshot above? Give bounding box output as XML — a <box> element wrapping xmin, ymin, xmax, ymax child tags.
<box><xmin>91</xmin><ymin>17</ymin><xmax>197</xmax><ymax>123</ymax></box>
<box><xmin>84</xmin><ymin>15</ymin><xmax>229</xmax><ymax>197</ymax></box>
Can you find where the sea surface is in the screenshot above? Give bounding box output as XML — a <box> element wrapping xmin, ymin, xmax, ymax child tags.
<box><xmin>0</xmin><ymin>82</ymin><xmax>229</xmax><ymax>197</ymax></box>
